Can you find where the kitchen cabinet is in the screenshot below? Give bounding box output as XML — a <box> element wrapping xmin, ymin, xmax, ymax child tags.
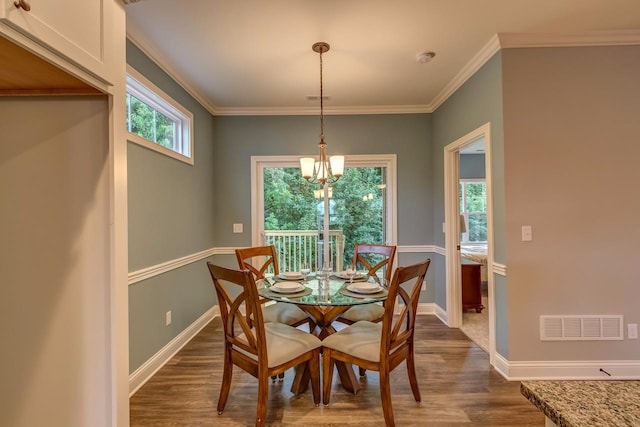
<box><xmin>0</xmin><ymin>0</ymin><xmax>114</xmax><ymax>90</ymax></box>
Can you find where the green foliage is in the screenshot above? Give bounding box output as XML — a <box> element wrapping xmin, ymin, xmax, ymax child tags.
<box><xmin>263</xmin><ymin>166</ymin><xmax>386</xmax><ymax>266</ymax></box>
<box><xmin>126</xmin><ymin>93</ymin><xmax>175</xmax><ymax>149</ymax></box>
<box><xmin>460</xmin><ymin>181</ymin><xmax>487</xmax><ymax>243</ymax></box>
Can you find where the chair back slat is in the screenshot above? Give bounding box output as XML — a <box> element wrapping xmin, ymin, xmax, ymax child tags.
<box><xmin>207</xmin><ymin>263</ymin><xmax>266</xmax><ymax>361</ymax></box>
<box><xmin>236</xmin><ymin>245</ymin><xmax>280</xmax><ymax>279</ymax></box>
<box><xmin>352</xmin><ymin>244</ymin><xmax>397</xmax><ymax>284</ymax></box>
<box><xmin>381</xmin><ymin>259</ymin><xmax>431</xmax><ymax>356</ymax></box>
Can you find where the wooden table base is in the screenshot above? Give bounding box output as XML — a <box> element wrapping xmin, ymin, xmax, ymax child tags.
<box><xmin>290</xmin><ymin>304</ymin><xmax>361</xmax><ymax>396</ymax></box>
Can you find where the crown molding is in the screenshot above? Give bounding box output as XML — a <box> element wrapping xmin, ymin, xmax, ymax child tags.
<box><xmin>430</xmin><ymin>34</ymin><xmax>502</xmax><ymax>111</ymax></box>
<box><xmin>498</xmin><ymin>30</ymin><xmax>640</xmax><ymax>48</ymax></box>
<box><xmin>126</xmin><ymin>30</ymin><xmax>640</xmax><ymax>117</ymax></box>
<box><xmin>126</xmin><ymin>31</ymin><xmax>221</xmax><ymax>116</ymax></box>
<box><xmin>213</xmin><ymin>104</ymin><xmax>434</xmax><ymax>116</ymax></box>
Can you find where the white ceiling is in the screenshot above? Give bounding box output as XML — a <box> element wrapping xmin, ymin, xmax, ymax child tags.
<box><xmin>125</xmin><ymin>0</ymin><xmax>640</xmax><ymax>116</ymax></box>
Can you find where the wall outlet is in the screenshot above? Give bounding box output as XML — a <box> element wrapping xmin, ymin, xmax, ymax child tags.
<box><xmin>166</xmin><ymin>311</ymin><xmax>172</xmax><ymax>326</ymax></box>
<box><xmin>628</xmin><ymin>323</ymin><xmax>638</xmax><ymax>339</ymax></box>
<box><xmin>233</xmin><ymin>223</ymin><xmax>243</xmax><ymax>233</ymax></box>
<box><xmin>421</xmin><ymin>280</ymin><xmax>427</xmax><ymax>291</ymax></box>
<box><xmin>521</xmin><ymin>225</ymin><xmax>532</xmax><ymax>242</ymax></box>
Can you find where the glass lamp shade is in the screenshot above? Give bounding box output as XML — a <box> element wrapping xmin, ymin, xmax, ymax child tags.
<box><xmin>329</xmin><ymin>155</ymin><xmax>344</xmax><ymax>177</ymax></box>
<box><xmin>300</xmin><ymin>157</ymin><xmax>316</xmax><ymax>178</ymax></box>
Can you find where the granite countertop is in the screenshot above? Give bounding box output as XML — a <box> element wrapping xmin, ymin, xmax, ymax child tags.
<box><xmin>521</xmin><ymin>380</ymin><xmax>640</xmax><ymax>427</ymax></box>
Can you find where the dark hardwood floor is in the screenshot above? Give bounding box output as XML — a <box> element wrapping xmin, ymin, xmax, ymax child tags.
<box><xmin>130</xmin><ymin>315</ymin><xmax>543</xmax><ymax>426</ymax></box>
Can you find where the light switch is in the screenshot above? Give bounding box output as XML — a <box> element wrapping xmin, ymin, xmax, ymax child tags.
<box><xmin>521</xmin><ymin>225</ymin><xmax>532</xmax><ymax>242</ymax></box>
<box><xmin>233</xmin><ymin>223</ymin><xmax>243</xmax><ymax>233</ymax></box>
<box><xmin>442</xmin><ymin>222</ymin><xmax>446</xmax><ymax>233</ymax></box>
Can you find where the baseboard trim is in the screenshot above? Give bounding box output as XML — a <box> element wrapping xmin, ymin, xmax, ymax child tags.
<box><xmin>492</xmin><ymin>352</ymin><xmax>640</xmax><ymax>380</ymax></box>
<box><xmin>129</xmin><ymin>307</ymin><xmax>217</xmax><ymax>396</ymax></box>
<box><xmin>434</xmin><ymin>303</ymin><xmax>448</xmax><ymax>325</ymax></box>
<box><xmin>416</xmin><ymin>302</ymin><xmax>437</xmax><ymax>315</ymax></box>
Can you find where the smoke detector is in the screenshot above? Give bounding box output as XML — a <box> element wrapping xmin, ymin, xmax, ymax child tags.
<box><xmin>416</xmin><ymin>51</ymin><xmax>436</xmax><ymax>63</ymax></box>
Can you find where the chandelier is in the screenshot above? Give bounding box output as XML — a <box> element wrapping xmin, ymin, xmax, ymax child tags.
<box><xmin>300</xmin><ymin>42</ymin><xmax>344</xmax><ymax>185</ymax></box>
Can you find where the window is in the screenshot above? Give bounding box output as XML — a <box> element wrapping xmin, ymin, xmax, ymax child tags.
<box><xmin>126</xmin><ymin>66</ymin><xmax>194</xmax><ymax>164</ymax></box>
<box><xmin>252</xmin><ymin>155</ymin><xmax>397</xmax><ymax>272</ymax></box>
<box><xmin>459</xmin><ymin>180</ymin><xmax>487</xmax><ymax>243</ymax></box>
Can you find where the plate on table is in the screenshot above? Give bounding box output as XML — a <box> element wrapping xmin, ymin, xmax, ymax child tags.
<box><xmin>278</xmin><ymin>271</ymin><xmax>305</xmax><ymax>280</ymax></box>
<box><xmin>347</xmin><ymin>282</ymin><xmax>382</xmax><ymax>294</ymax></box>
<box><xmin>270</xmin><ymin>281</ymin><xmax>306</xmax><ymax>293</ymax></box>
<box><xmin>336</xmin><ymin>271</ymin><xmax>367</xmax><ymax>281</ymax></box>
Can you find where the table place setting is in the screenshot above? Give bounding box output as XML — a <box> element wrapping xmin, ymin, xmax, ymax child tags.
<box><xmin>265</xmin><ymin>281</ymin><xmax>312</xmax><ymax>297</ymax></box>
<box><xmin>339</xmin><ymin>281</ymin><xmax>387</xmax><ymax>298</ymax></box>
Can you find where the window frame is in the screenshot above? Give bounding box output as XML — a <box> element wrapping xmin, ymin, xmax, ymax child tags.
<box><xmin>459</xmin><ymin>178</ymin><xmax>487</xmax><ymax>244</ymax></box>
<box><xmin>251</xmin><ymin>154</ymin><xmax>397</xmax><ymax>251</ymax></box>
<box><xmin>126</xmin><ymin>65</ymin><xmax>194</xmax><ymax>165</ymax></box>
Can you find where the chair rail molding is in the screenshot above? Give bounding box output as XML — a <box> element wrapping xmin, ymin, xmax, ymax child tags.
<box><xmin>128</xmin><ymin>247</ymin><xmax>234</xmax><ymax>285</ymax></box>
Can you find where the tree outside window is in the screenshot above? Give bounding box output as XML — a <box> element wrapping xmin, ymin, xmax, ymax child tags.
<box><xmin>459</xmin><ymin>180</ymin><xmax>487</xmax><ymax>243</ymax></box>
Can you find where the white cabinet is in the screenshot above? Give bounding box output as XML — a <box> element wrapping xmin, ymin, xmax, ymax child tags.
<box><xmin>0</xmin><ymin>0</ymin><xmax>114</xmax><ymax>88</ymax></box>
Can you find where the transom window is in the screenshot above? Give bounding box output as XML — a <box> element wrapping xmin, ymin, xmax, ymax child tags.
<box><xmin>126</xmin><ymin>65</ymin><xmax>194</xmax><ymax>165</ymax></box>
<box><xmin>459</xmin><ymin>179</ymin><xmax>487</xmax><ymax>243</ymax></box>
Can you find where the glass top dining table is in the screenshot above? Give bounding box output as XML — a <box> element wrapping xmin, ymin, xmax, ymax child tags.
<box><xmin>258</xmin><ymin>274</ymin><xmax>388</xmax><ymax>308</ymax></box>
<box><xmin>258</xmin><ymin>274</ymin><xmax>388</xmax><ymax>395</ymax></box>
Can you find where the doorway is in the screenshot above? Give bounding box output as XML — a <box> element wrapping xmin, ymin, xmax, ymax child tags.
<box><xmin>444</xmin><ymin>123</ymin><xmax>496</xmax><ymax>365</ymax></box>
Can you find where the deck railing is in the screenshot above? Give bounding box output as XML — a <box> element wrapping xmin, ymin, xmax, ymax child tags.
<box><xmin>263</xmin><ymin>230</ymin><xmax>345</xmax><ymax>272</ymax></box>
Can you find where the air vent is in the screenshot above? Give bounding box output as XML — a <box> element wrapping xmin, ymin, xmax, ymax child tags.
<box><xmin>540</xmin><ymin>315</ymin><xmax>623</xmax><ymax>341</ymax></box>
<box><xmin>305</xmin><ymin>95</ymin><xmax>331</xmax><ymax>101</ymax></box>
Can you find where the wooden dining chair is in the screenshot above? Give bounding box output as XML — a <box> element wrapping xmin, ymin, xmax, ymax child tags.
<box><xmin>322</xmin><ymin>258</ymin><xmax>431</xmax><ymax>427</ymax></box>
<box><xmin>336</xmin><ymin>243</ymin><xmax>397</xmax><ymax>325</ymax></box>
<box><xmin>235</xmin><ymin>245</ymin><xmax>312</xmax><ymax>329</ymax></box>
<box><xmin>207</xmin><ymin>263</ymin><xmax>321</xmax><ymax>426</ymax></box>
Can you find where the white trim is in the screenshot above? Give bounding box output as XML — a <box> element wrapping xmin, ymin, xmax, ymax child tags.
<box><xmin>126</xmin><ymin>30</ymin><xmax>640</xmax><ymax>117</ymax></box>
<box><xmin>493</xmin><ymin>262</ymin><xmax>507</xmax><ymax>276</ymax></box>
<box><xmin>127</xmin><ymin>245</ymin><xmax>445</xmax><ymax>286</ymax></box>
<box><xmin>128</xmin><ymin>248</ymin><xmax>218</xmax><ymax>285</ymax></box>
<box><xmin>492</xmin><ymin>352</ymin><xmax>640</xmax><ymax>380</ymax></box>
<box><xmin>397</xmin><ymin>245</ymin><xmax>444</xmax><ymax>255</ymax></box>
<box><xmin>444</xmin><ymin>123</ymin><xmax>496</xmax><ymax>367</ymax></box>
<box><xmin>126</xmin><ymin>65</ymin><xmax>195</xmax><ymax>165</ymax></box>
<box><xmin>129</xmin><ymin>307</ymin><xmax>216</xmax><ymax>396</ymax></box>
<box><xmin>126</xmin><ymin>33</ymin><xmax>219</xmax><ymax>117</ymax></box>
<box><xmin>251</xmin><ymin>154</ymin><xmax>398</xmax><ymax>250</ymax></box>
<box><xmin>214</xmin><ymin>104</ymin><xmax>434</xmax><ymax>116</ymax></box>
<box><xmin>434</xmin><ymin>303</ymin><xmax>448</xmax><ymax>325</ymax></box>
<box><xmin>498</xmin><ymin>30</ymin><xmax>640</xmax><ymax>49</ymax></box>
<box><xmin>431</xmin><ymin>35</ymin><xmax>501</xmax><ymax>111</ymax></box>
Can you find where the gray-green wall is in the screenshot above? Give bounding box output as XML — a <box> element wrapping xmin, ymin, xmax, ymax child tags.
<box><xmin>460</xmin><ymin>154</ymin><xmax>486</xmax><ymax>179</ymax></box>
<box><xmin>431</xmin><ymin>52</ymin><xmax>508</xmax><ymax>355</ymax></box>
<box><xmin>127</xmin><ymin>41</ymin><xmax>216</xmax><ymax>372</ymax></box>
<box><xmin>211</xmin><ymin>114</ymin><xmax>437</xmax><ymax>300</ymax></box>
<box><xmin>502</xmin><ymin>45</ymin><xmax>640</xmax><ymax>361</ymax></box>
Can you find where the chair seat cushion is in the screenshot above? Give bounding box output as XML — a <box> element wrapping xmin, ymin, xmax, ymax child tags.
<box><xmin>340</xmin><ymin>304</ymin><xmax>384</xmax><ymax>322</ymax></box>
<box><xmin>322</xmin><ymin>321</ymin><xmax>382</xmax><ymax>362</ymax></box>
<box><xmin>237</xmin><ymin>322</ymin><xmax>321</xmax><ymax>368</ymax></box>
<box><xmin>262</xmin><ymin>302</ymin><xmax>310</xmax><ymax>325</ymax></box>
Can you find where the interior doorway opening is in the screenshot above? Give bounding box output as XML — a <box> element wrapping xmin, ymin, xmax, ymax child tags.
<box><xmin>444</xmin><ymin>123</ymin><xmax>496</xmax><ymax>366</ymax></box>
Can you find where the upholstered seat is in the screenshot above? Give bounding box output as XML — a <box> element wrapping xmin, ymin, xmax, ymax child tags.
<box><xmin>236</xmin><ymin>245</ymin><xmax>313</xmax><ymax>329</ymax></box>
<box><xmin>322</xmin><ymin>258</ymin><xmax>431</xmax><ymax>427</ymax></box>
<box><xmin>336</xmin><ymin>244</ymin><xmax>397</xmax><ymax>326</ymax></box>
<box><xmin>207</xmin><ymin>263</ymin><xmax>321</xmax><ymax>426</ymax></box>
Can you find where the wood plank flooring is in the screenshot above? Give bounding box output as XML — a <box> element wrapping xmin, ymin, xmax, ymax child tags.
<box><xmin>130</xmin><ymin>315</ymin><xmax>543</xmax><ymax>426</ymax></box>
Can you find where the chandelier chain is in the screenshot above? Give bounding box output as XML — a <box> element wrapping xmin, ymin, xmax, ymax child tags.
<box><xmin>319</xmin><ymin>47</ymin><xmax>324</xmax><ymax>140</ymax></box>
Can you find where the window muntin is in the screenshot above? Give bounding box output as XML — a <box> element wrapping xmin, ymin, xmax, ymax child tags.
<box><xmin>459</xmin><ymin>180</ymin><xmax>487</xmax><ymax>243</ymax></box>
<box><xmin>126</xmin><ymin>66</ymin><xmax>194</xmax><ymax>165</ymax></box>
